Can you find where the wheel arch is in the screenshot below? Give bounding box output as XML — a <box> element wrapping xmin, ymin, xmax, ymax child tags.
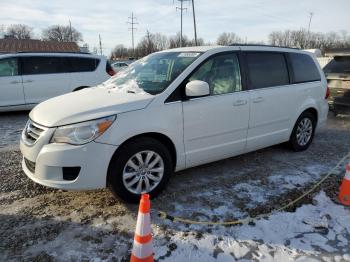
<box><xmin>73</xmin><ymin>86</ymin><xmax>90</xmax><ymax>92</ymax></box>
<box><xmin>107</xmin><ymin>132</ymin><xmax>177</xmax><ymax>177</ymax></box>
<box><xmin>289</xmin><ymin>106</ymin><xmax>319</xmax><ymax>139</ymax></box>
<box><xmin>303</xmin><ymin>107</ymin><xmax>318</xmax><ymax>123</ymax></box>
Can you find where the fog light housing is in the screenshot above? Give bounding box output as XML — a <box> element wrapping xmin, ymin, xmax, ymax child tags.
<box><xmin>62</xmin><ymin>167</ymin><xmax>81</xmax><ymax>181</ymax></box>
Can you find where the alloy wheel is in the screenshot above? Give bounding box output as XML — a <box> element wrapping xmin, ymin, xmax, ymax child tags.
<box><xmin>122</xmin><ymin>150</ymin><xmax>164</xmax><ymax>194</ymax></box>
<box><xmin>296</xmin><ymin>118</ymin><xmax>313</xmax><ymax>146</ymax></box>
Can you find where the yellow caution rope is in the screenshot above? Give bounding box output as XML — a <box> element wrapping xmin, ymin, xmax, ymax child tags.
<box><xmin>158</xmin><ymin>151</ymin><xmax>350</xmax><ymax>226</ymax></box>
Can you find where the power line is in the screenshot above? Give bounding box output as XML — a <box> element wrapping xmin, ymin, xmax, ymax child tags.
<box><xmin>127</xmin><ymin>12</ymin><xmax>138</xmax><ymax>57</ymax></box>
<box><xmin>175</xmin><ymin>0</ymin><xmax>190</xmax><ymax>47</ymax></box>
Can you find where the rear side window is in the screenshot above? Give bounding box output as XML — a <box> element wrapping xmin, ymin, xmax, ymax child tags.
<box><xmin>289</xmin><ymin>53</ymin><xmax>321</xmax><ymax>83</ymax></box>
<box><xmin>66</xmin><ymin>57</ymin><xmax>100</xmax><ymax>72</ymax></box>
<box><xmin>246</xmin><ymin>52</ymin><xmax>289</xmax><ymax>89</ymax></box>
<box><xmin>22</xmin><ymin>56</ymin><xmax>63</xmax><ymax>75</ymax></box>
<box><xmin>323</xmin><ymin>56</ymin><xmax>350</xmax><ymax>74</ymax></box>
<box><xmin>0</xmin><ymin>57</ymin><xmax>18</xmax><ymax>77</ymax></box>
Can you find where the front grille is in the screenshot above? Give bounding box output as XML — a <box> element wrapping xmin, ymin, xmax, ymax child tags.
<box><xmin>24</xmin><ymin>158</ymin><xmax>36</xmax><ymax>173</ymax></box>
<box><xmin>23</xmin><ymin>120</ymin><xmax>47</xmax><ymax>145</ymax></box>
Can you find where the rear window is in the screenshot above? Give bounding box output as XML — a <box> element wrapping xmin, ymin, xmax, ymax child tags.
<box><xmin>65</xmin><ymin>57</ymin><xmax>100</xmax><ymax>72</ymax></box>
<box><xmin>22</xmin><ymin>56</ymin><xmax>63</xmax><ymax>75</ymax></box>
<box><xmin>246</xmin><ymin>52</ymin><xmax>289</xmax><ymax>89</ymax></box>
<box><xmin>323</xmin><ymin>56</ymin><xmax>350</xmax><ymax>74</ymax></box>
<box><xmin>289</xmin><ymin>53</ymin><xmax>321</xmax><ymax>83</ymax></box>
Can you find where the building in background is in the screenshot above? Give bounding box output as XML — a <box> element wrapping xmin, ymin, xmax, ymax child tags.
<box><xmin>0</xmin><ymin>39</ymin><xmax>80</xmax><ymax>53</ymax></box>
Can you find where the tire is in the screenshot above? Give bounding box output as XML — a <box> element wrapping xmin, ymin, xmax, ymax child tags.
<box><xmin>288</xmin><ymin>111</ymin><xmax>316</xmax><ymax>152</ymax></box>
<box><xmin>333</xmin><ymin>109</ymin><xmax>338</xmax><ymax>117</ymax></box>
<box><xmin>107</xmin><ymin>137</ymin><xmax>173</xmax><ymax>203</ymax></box>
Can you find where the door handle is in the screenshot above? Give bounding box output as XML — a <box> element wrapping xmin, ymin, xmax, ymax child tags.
<box><xmin>253</xmin><ymin>97</ymin><xmax>264</xmax><ymax>103</ymax></box>
<box><xmin>23</xmin><ymin>80</ymin><xmax>34</xmax><ymax>83</ymax></box>
<box><xmin>10</xmin><ymin>80</ymin><xmax>20</xmax><ymax>84</ymax></box>
<box><xmin>233</xmin><ymin>99</ymin><xmax>247</xmax><ymax>106</ymax></box>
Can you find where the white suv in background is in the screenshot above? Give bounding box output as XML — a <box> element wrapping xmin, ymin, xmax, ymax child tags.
<box><xmin>0</xmin><ymin>52</ymin><xmax>114</xmax><ymax>112</ymax></box>
<box><xmin>20</xmin><ymin>45</ymin><xmax>329</xmax><ymax>203</ymax></box>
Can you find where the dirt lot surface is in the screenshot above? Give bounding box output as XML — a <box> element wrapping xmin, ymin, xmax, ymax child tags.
<box><xmin>0</xmin><ymin>112</ymin><xmax>350</xmax><ymax>261</ymax></box>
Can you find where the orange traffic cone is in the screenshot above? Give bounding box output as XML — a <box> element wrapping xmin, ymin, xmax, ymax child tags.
<box><xmin>338</xmin><ymin>164</ymin><xmax>350</xmax><ymax>206</ymax></box>
<box><xmin>130</xmin><ymin>194</ymin><xmax>154</xmax><ymax>262</ymax></box>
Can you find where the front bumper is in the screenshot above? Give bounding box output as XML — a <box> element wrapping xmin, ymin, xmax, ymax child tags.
<box><xmin>20</xmin><ymin>139</ymin><xmax>117</xmax><ymax>190</ymax></box>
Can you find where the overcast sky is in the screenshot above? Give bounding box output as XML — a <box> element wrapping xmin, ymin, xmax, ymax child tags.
<box><xmin>1</xmin><ymin>0</ymin><xmax>349</xmax><ymax>55</ymax></box>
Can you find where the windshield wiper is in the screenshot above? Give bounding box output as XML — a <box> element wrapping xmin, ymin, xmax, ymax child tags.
<box><xmin>127</xmin><ymin>90</ymin><xmax>136</xmax><ymax>94</ymax></box>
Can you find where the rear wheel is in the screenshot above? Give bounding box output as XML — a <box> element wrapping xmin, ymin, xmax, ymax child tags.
<box><xmin>289</xmin><ymin>111</ymin><xmax>316</xmax><ymax>151</ymax></box>
<box><xmin>107</xmin><ymin>137</ymin><xmax>172</xmax><ymax>203</ymax></box>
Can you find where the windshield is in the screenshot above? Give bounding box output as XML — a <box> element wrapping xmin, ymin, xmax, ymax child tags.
<box><xmin>324</xmin><ymin>56</ymin><xmax>350</xmax><ymax>74</ymax></box>
<box><xmin>103</xmin><ymin>52</ymin><xmax>202</xmax><ymax>95</ymax></box>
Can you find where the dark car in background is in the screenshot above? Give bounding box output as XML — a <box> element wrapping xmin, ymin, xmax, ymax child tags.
<box><xmin>324</xmin><ymin>54</ymin><xmax>350</xmax><ymax>115</ymax></box>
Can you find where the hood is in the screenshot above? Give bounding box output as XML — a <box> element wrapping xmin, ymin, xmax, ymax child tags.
<box><xmin>30</xmin><ymin>86</ymin><xmax>154</xmax><ymax>127</ymax></box>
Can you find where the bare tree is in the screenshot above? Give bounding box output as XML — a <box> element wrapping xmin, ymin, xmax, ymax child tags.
<box><xmin>110</xmin><ymin>44</ymin><xmax>128</xmax><ymax>59</ymax></box>
<box><xmin>268</xmin><ymin>29</ymin><xmax>350</xmax><ymax>50</ymax></box>
<box><xmin>42</xmin><ymin>25</ymin><xmax>83</xmax><ymax>43</ymax></box>
<box><xmin>169</xmin><ymin>32</ymin><xmax>190</xmax><ymax>48</ymax></box>
<box><xmin>133</xmin><ymin>31</ymin><xmax>170</xmax><ymax>57</ymax></box>
<box><xmin>153</xmin><ymin>33</ymin><xmax>169</xmax><ymax>51</ymax></box>
<box><xmin>6</xmin><ymin>24</ymin><xmax>33</xmax><ymax>39</ymax></box>
<box><xmin>216</xmin><ymin>32</ymin><xmax>243</xmax><ymax>45</ymax></box>
<box><xmin>0</xmin><ymin>25</ymin><xmax>5</xmax><ymax>38</ymax></box>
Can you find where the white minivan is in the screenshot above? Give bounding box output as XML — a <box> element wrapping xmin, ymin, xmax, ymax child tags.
<box><xmin>20</xmin><ymin>45</ymin><xmax>329</xmax><ymax>203</ymax></box>
<box><xmin>0</xmin><ymin>52</ymin><xmax>114</xmax><ymax>112</ymax></box>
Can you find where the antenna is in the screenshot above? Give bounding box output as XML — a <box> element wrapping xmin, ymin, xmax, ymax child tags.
<box><xmin>127</xmin><ymin>12</ymin><xmax>138</xmax><ymax>57</ymax></box>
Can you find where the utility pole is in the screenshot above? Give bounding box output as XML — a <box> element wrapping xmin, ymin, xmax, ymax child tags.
<box><xmin>307</xmin><ymin>12</ymin><xmax>314</xmax><ymax>49</ymax></box>
<box><xmin>127</xmin><ymin>12</ymin><xmax>138</xmax><ymax>57</ymax></box>
<box><xmin>99</xmin><ymin>34</ymin><xmax>102</xmax><ymax>55</ymax></box>
<box><xmin>146</xmin><ymin>30</ymin><xmax>152</xmax><ymax>54</ymax></box>
<box><xmin>307</xmin><ymin>12</ymin><xmax>313</xmax><ymax>35</ymax></box>
<box><xmin>175</xmin><ymin>0</ymin><xmax>190</xmax><ymax>47</ymax></box>
<box><xmin>192</xmin><ymin>0</ymin><xmax>198</xmax><ymax>45</ymax></box>
<box><xmin>69</xmin><ymin>20</ymin><xmax>72</xmax><ymax>42</ymax></box>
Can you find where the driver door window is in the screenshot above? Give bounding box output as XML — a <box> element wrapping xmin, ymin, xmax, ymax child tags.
<box><xmin>0</xmin><ymin>58</ymin><xmax>18</xmax><ymax>77</ymax></box>
<box><xmin>189</xmin><ymin>53</ymin><xmax>242</xmax><ymax>95</ymax></box>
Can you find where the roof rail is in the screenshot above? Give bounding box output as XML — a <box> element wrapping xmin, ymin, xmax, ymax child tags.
<box><xmin>229</xmin><ymin>44</ymin><xmax>299</xmax><ymax>49</ymax></box>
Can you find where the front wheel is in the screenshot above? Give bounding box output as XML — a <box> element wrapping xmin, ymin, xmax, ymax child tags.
<box><xmin>107</xmin><ymin>137</ymin><xmax>173</xmax><ymax>203</ymax></box>
<box><xmin>289</xmin><ymin>112</ymin><xmax>316</xmax><ymax>151</ymax></box>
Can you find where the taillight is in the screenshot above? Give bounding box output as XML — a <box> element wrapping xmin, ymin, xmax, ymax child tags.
<box><xmin>325</xmin><ymin>86</ymin><xmax>330</xmax><ymax>99</ymax></box>
<box><xmin>108</xmin><ymin>69</ymin><xmax>116</xmax><ymax>76</ymax></box>
<box><xmin>106</xmin><ymin>62</ymin><xmax>116</xmax><ymax>76</ymax></box>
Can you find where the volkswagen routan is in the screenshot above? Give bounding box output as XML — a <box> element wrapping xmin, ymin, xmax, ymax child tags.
<box><xmin>20</xmin><ymin>45</ymin><xmax>329</xmax><ymax>203</ymax></box>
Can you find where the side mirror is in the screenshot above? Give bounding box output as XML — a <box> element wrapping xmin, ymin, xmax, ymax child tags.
<box><xmin>185</xmin><ymin>80</ymin><xmax>210</xmax><ymax>97</ymax></box>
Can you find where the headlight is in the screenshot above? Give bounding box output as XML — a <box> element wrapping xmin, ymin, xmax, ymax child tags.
<box><xmin>51</xmin><ymin>116</ymin><xmax>116</xmax><ymax>145</ymax></box>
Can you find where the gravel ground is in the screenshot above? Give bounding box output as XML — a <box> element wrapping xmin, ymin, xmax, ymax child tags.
<box><xmin>0</xmin><ymin>111</ymin><xmax>27</xmax><ymax>151</ymax></box>
<box><xmin>0</xmin><ymin>112</ymin><xmax>350</xmax><ymax>261</ymax></box>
